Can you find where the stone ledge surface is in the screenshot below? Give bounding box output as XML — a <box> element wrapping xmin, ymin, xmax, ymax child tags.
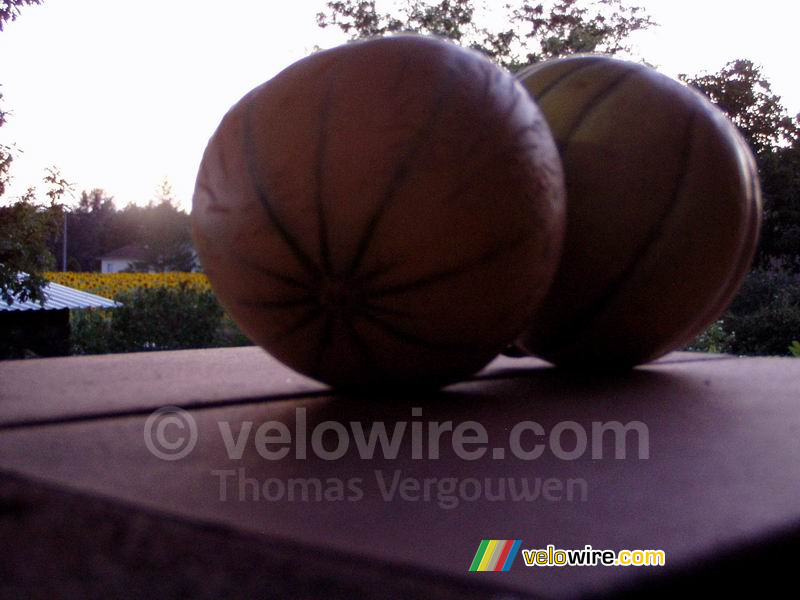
<box><xmin>0</xmin><ymin>469</ymin><xmax>522</xmax><ymax>600</ymax></box>
<box><xmin>1</xmin><ymin>349</ymin><xmax>798</xmax><ymax>598</ymax></box>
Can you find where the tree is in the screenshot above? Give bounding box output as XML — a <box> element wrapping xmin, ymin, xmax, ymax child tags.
<box><xmin>1</xmin><ymin>167</ymin><xmax>70</xmax><ymax>306</ymax></box>
<box><xmin>0</xmin><ymin>187</ymin><xmax>63</xmax><ymax>305</ymax></box>
<box><xmin>754</xmin><ymin>134</ymin><xmax>800</xmax><ymax>269</ymax></box>
<box><xmin>2</xmin><ymin>0</ymin><xmax>43</xmax><ymax>195</ymax></box>
<box><xmin>132</xmin><ymin>179</ymin><xmax>195</xmax><ymax>272</ymax></box>
<box><xmin>0</xmin><ymin>0</ymin><xmax>40</xmax><ymax>31</ymax></box>
<box><xmin>681</xmin><ymin>60</ymin><xmax>800</xmax><ymax>157</ymax></box>
<box><xmin>1</xmin><ymin>0</ymin><xmax>44</xmax><ymax>197</ymax></box>
<box><xmin>317</xmin><ymin>0</ymin><xmax>655</xmax><ymax>70</ymax></box>
<box><xmin>44</xmin><ymin>181</ymin><xmax>198</xmax><ymax>274</ymax></box>
<box><xmin>55</xmin><ymin>188</ymin><xmax>118</xmax><ymax>271</ymax></box>
<box><xmin>0</xmin><ymin>87</ymin><xmax>15</xmax><ymax>199</ymax></box>
<box><xmin>1</xmin><ymin>0</ymin><xmax>65</xmax><ymax>305</ymax></box>
<box><xmin>682</xmin><ymin>60</ymin><xmax>800</xmax><ymax>270</ymax></box>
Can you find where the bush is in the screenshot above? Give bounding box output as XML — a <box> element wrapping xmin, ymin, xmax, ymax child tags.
<box><xmin>684</xmin><ymin>320</ymin><xmax>734</xmax><ymax>354</ymax></box>
<box><xmin>726</xmin><ymin>267</ymin><xmax>800</xmax><ymax>315</ymax></box>
<box><xmin>216</xmin><ymin>313</ymin><xmax>253</xmax><ymax>347</ymax></box>
<box><xmin>70</xmin><ymin>284</ymin><xmax>252</xmax><ymax>354</ymax></box>
<box><xmin>687</xmin><ymin>267</ymin><xmax>800</xmax><ymax>356</ymax></box>
<box><xmin>70</xmin><ymin>309</ymin><xmax>113</xmax><ymax>355</ymax></box>
<box><xmin>725</xmin><ymin>303</ymin><xmax>800</xmax><ymax>356</ymax></box>
<box><xmin>110</xmin><ymin>284</ymin><xmax>222</xmax><ymax>351</ymax></box>
<box><xmin>724</xmin><ymin>267</ymin><xmax>800</xmax><ymax>356</ymax></box>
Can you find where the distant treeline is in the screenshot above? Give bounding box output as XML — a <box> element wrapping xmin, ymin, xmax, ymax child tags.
<box><xmin>49</xmin><ymin>186</ymin><xmax>194</xmax><ymax>272</ymax></box>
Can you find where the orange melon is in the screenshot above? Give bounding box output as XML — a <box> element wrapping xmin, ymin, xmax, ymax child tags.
<box><xmin>515</xmin><ymin>55</ymin><xmax>762</xmax><ymax>368</ymax></box>
<box><xmin>192</xmin><ymin>35</ymin><xmax>566</xmax><ymax>388</ymax></box>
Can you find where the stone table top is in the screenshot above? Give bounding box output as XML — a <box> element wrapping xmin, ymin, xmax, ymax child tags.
<box><xmin>1</xmin><ymin>348</ymin><xmax>798</xmax><ymax>598</ymax></box>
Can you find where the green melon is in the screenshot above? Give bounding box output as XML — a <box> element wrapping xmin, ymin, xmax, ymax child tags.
<box><xmin>515</xmin><ymin>55</ymin><xmax>761</xmax><ymax>368</ymax></box>
<box><xmin>192</xmin><ymin>35</ymin><xmax>566</xmax><ymax>388</ymax></box>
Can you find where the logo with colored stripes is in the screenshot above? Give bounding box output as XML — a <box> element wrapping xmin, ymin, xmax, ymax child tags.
<box><xmin>470</xmin><ymin>540</ymin><xmax>522</xmax><ymax>572</ymax></box>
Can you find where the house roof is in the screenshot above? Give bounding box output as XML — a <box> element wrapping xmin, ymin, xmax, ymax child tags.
<box><xmin>100</xmin><ymin>244</ymin><xmax>149</xmax><ymax>261</ymax></box>
<box><xmin>1</xmin><ymin>281</ymin><xmax>120</xmax><ymax>312</ymax></box>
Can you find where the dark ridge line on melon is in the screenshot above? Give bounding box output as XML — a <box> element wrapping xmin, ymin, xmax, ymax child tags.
<box><xmin>195</xmin><ymin>180</ymin><xmax>230</xmax><ymax>213</ymax></box>
<box><xmin>558</xmin><ymin>66</ymin><xmax>638</xmax><ymax>151</ymax></box>
<box><xmin>341</xmin><ymin>314</ymin><xmax>381</xmax><ymax>374</ymax></box>
<box><xmin>438</xmin><ymin>122</ymin><xmax>547</xmax><ymax>232</ymax></box>
<box><xmin>503</xmin><ymin>63</ymin><xmax>524</xmax><ymax>106</ymax></box>
<box><xmin>357</xmin><ymin>310</ymin><xmax>487</xmax><ymax>352</ymax></box>
<box><xmin>192</xmin><ymin>165</ymin><xmax>216</xmax><ymax>204</ymax></box>
<box><xmin>504</xmin><ymin>110</ymin><xmax>557</xmax><ymax>150</ymax></box>
<box><xmin>511</xmin><ymin>142</ymin><xmax>554</xmax><ymax>160</ymax></box>
<box><xmin>539</xmin><ymin>109</ymin><xmax>701</xmax><ymax>360</ymax></box>
<box><xmin>445</xmin><ymin>112</ymin><xmax>548</xmax><ymax>210</ymax></box>
<box><xmin>474</xmin><ymin>114</ymin><xmax>558</xmax><ymax>188</ymax></box>
<box><xmin>238</xmin><ymin>296</ymin><xmax>315</xmax><ymax>309</ymax></box>
<box><xmin>342</xmin><ymin>60</ymin><xmax>461</xmax><ymax>280</ymax></box>
<box><xmin>202</xmin><ymin>133</ymin><xmax>229</xmax><ymax>190</ymax></box>
<box><xmin>350</xmin><ymin>259</ymin><xmax>399</xmax><ymax>287</ymax></box>
<box><xmin>682</xmin><ymin>152</ymin><xmax>761</xmax><ymax>345</ymax></box>
<box><xmin>442</xmin><ymin>66</ymin><xmax>543</xmax><ymax>212</ymax></box>
<box><xmin>366</xmin><ymin>232</ymin><xmax>528</xmax><ymax>299</ymax></box>
<box><xmin>198</xmin><ymin>157</ymin><xmax>212</xmax><ymax>183</ymax></box>
<box><xmin>359</xmin><ymin>301</ymin><xmax>416</xmax><ymax>318</ymax></box>
<box><xmin>506</xmin><ymin>122</ymin><xmax>545</xmax><ymax>149</ymax></box>
<box><xmin>663</xmin><ymin>139</ymin><xmax>763</xmax><ymax>360</ymax></box>
<box><xmin>442</xmin><ymin>117</ymin><xmax>559</xmax><ymax>243</ymax></box>
<box><xmin>494</xmin><ymin>65</ymin><xmax>524</xmax><ymax>133</ymax></box>
<box><xmin>376</xmin><ymin>51</ymin><xmax>416</xmax><ymax>107</ymax></box>
<box><xmin>314</xmin><ymin>80</ymin><xmax>335</xmax><ymax>278</ymax></box>
<box><xmin>309</xmin><ymin>313</ymin><xmax>335</xmax><ymax>376</ymax></box>
<box><xmin>649</xmin><ymin>121</ymin><xmax>762</xmax><ymax>361</ymax></box>
<box><xmin>236</xmin><ymin>254</ymin><xmax>312</xmax><ymax>291</ymax></box>
<box><xmin>242</xmin><ymin>99</ymin><xmax>323</xmax><ymax>280</ymax></box>
<box><xmin>272</xmin><ymin>307</ymin><xmax>324</xmax><ymax>344</ymax></box>
<box><xmin>528</xmin><ymin>58</ymin><xmax>605</xmax><ymax>105</ymax></box>
<box><xmin>214</xmin><ymin>130</ymin><xmax>232</xmax><ymax>183</ymax></box>
<box><xmin>457</xmin><ymin>63</ymin><xmax>522</xmax><ymax>164</ymax></box>
<box><xmin>445</xmin><ymin>67</ymin><xmax>498</xmax><ymax>167</ymax></box>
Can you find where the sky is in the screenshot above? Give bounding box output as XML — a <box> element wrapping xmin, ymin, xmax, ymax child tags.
<box><xmin>1</xmin><ymin>0</ymin><xmax>798</xmax><ymax>211</ymax></box>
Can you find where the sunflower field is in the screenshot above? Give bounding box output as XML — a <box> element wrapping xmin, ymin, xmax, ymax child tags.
<box><xmin>44</xmin><ymin>272</ymin><xmax>211</xmax><ymax>299</ymax></box>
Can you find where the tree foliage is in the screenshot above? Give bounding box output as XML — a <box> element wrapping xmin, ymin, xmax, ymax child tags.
<box><xmin>757</xmin><ymin>141</ymin><xmax>800</xmax><ymax>269</ymax></box>
<box><xmin>97</xmin><ymin>285</ymin><xmax>223</xmax><ymax>353</ymax></box>
<box><xmin>0</xmin><ymin>0</ymin><xmax>40</xmax><ymax>32</ymax></box>
<box><xmin>70</xmin><ymin>284</ymin><xmax>251</xmax><ymax>355</ymax></box>
<box><xmin>317</xmin><ymin>0</ymin><xmax>654</xmax><ymax>70</ymax></box>
<box><xmin>723</xmin><ymin>267</ymin><xmax>800</xmax><ymax>356</ymax></box>
<box><xmin>48</xmin><ymin>182</ymin><xmax>195</xmax><ymax>273</ymax></box>
<box><xmin>681</xmin><ymin>60</ymin><xmax>800</xmax><ymax>156</ymax></box>
<box><xmin>682</xmin><ymin>60</ymin><xmax>800</xmax><ymax>270</ymax></box>
<box><xmin>0</xmin><ymin>166</ymin><xmax>70</xmax><ymax>306</ymax></box>
<box><xmin>0</xmin><ymin>190</ymin><xmax>62</xmax><ymax>305</ymax></box>
<box><xmin>683</xmin><ymin>60</ymin><xmax>800</xmax><ymax>356</ymax></box>
<box><xmin>132</xmin><ymin>180</ymin><xmax>195</xmax><ymax>272</ymax></box>
<box><xmin>1</xmin><ymin>1</ymin><xmax>67</xmax><ymax>306</ymax></box>
<box><xmin>132</xmin><ymin>201</ymin><xmax>195</xmax><ymax>273</ymax></box>
<box><xmin>1</xmin><ymin>0</ymin><xmax>42</xmax><ymax>195</ymax></box>
<box><xmin>59</xmin><ymin>188</ymin><xmax>118</xmax><ymax>271</ymax></box>
<box><xmin>0</xmin><ymin>88</ymin><xmax>14</xmax><ymax>199</ymax></box>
